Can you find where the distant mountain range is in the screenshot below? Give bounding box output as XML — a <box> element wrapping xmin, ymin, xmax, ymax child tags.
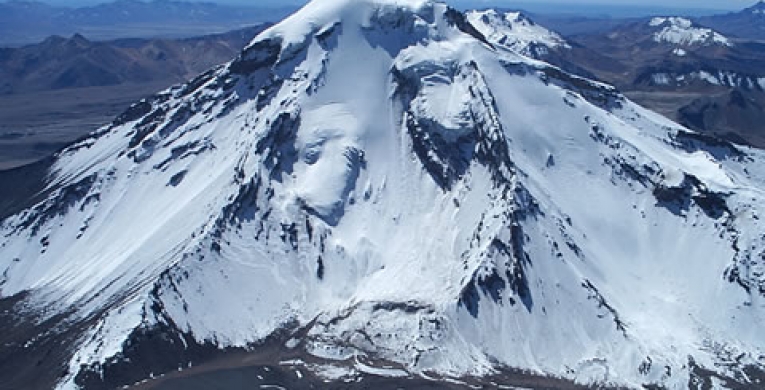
<box><xmin>532</xmin><ymin>1</ymin><xmax>765</xmax><ymax>41</ymax></box>
<box><xmin>0</xmin><ymin>0</ymin><xmax>294</xmax><ymax>46</ymax></box>
<box><xmin>0</xmin><ymin>24</ymin><xmax>270</xmax><ymax>95</ymax></box>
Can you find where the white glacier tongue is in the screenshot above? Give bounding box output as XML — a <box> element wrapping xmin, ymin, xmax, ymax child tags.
<box><xmin>1</xmin><ymin>0</ymin><xmax>765</xmax><ymax>389</ymax></box>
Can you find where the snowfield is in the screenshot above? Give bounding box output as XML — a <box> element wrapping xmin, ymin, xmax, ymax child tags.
<box><xmin>0</xmin><ymin>0</ymin><xmax>764</xmax><ymax>389</ymax></box>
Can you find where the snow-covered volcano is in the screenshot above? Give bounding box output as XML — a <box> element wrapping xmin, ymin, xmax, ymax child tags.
<box><xmin>1</xmin><ymin>0</ymin><xmax>765</xmax><ymax>388</ymax></box>
<box><xmin>648</xmin><ymin>17</ymin><xmax>731</xmax><ymax>47</ymax></box>
<box><xmin>466</xmin><ymin>9</ymin><xmax>570</xmax><ymax>57</ymax></box>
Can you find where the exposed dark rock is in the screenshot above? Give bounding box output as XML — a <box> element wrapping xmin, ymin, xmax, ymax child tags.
<box><xmin>219</xmin><ymin>176</ymin><xmax>264</xmax><ymax>227</ymax></box>
<box><xmin>229</xmin><ymin>38</ymin><xmax>282</xmax><ymax>76</ymax></box>
<box><xmin>653</xmin><ymin>174</ymin><xmax>730</xmax><ymax>219</ymax></box>
<box><xmin>460</xmin><ymin>188</ymin><xmax>539</xmax><ymax>317</ymax></box>
<box><xmin>671</xmin><ymin>130</ymin><xmax>747</xmax><ymax>162</ymax></box>
<box><xmin>405</xmin><ymin>114</ymin><xmax>474</xmax><ymax>190</ymax></box>
<box><xmin>154</xmin><ymin>141</ymin><xmax>215</xmax><ymax>171</ymax></box>
<box><xmin>582</xmin><ymin>279</ymin><xmax>627</xmax><ymax>336</ymax></box>
<box><xmin>371</xmin><ymin>301</ymin><xmax>433</xmax><ymax>314</ymax></box>
<box><xmin>443</xmin><ymin>8</ymin><xmax>493</xmax><ymax>48</ymax></box>
<box><xmin>256</xmin><ymin>113</ymin><xmax>301</xmax><ymax>180</ymax></box>
<box><xmin>725</xmin><ymin>234</ymin><xmax>765</xmax><ymax>297</ymax></box>
<box><xmin>128</xmin><ymin>106</ymin><xmax>169</xmax><ymax>150</ymax></box>
<box><xmin>113</xmin><ymin>99</ymin><xmax>153</xmax><ymax>126</ymax></box>
<box><xmin>316</xmin><ymin>256</ymin><xmax>324</xmax><ymax>280</ymax></box>
<box><xmin>13</xmin><ymin>173</ymin><xmax>99</xmax><ymax>236</ymax></box>
<box><xmin>687</xmin><ymin>355</ymin><xmax>765</xmax><ymax>390</ymax></box>
<box><xmin>176</xmin><ymin>68</ymin><xmax>218</xmax><ymax>98</ymax></box>
<box><xmin>167</xmin><ymin>170</ymin><xmax>187</xmax><ymax>187</ymax></box>
<box><xmin>75</xmin><ymin>317</ymin><xmax>238</xmax><ymax>390</ymax></box>
<box><xmin>459</xmin><ymin>267</ymin><xmax>507</xmax><ymax>318</ymax></box>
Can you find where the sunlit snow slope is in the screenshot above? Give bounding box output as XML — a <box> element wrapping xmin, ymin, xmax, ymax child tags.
<box><xmin>649</xmin><ymin>17</ymin><xmax>731</xmax><ymax>47</ymax></box>
<box><xmin>1</xmin><ymin>0</ymin><xmax>764</xmax><ymax>388</ymax></box>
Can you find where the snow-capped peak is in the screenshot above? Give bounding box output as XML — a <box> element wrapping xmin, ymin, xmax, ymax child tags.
<box><xmin>648</xmin><ymin>16</ymin><xmax>731</xmax><ymax>47</ymax></box>
<box><xmin>250</xmin><ymin>0</ymin><xmax>438</xmax><ymax>51</ymax></box>
<box><xmin>2</xmin><ymin>1</ymin><xmax>765</xmax><ymax>389</ymax></box>
<box><xmin>467</xmin><ymin>9</ymin><xmax>570</xmax><ymax>57</ymax></box>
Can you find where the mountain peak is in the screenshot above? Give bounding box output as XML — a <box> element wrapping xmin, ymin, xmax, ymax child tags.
<box><xmin>70</xmin><ymin>33</ymin><xmax>90</xmax><ymax>45</ymax></box>
<box><xmin>648</xmin><ymin>16</ymin><xmax>731</xmax><ymax>47</ymax></box>
<box><xmin>467</xmin><ymin>9</ymin><xmax>570</xmax><ymax>56</ymax></box>
<box><xmin>748</xmin><ymin>0</ymin><xmax>765</xmax><ymax>13</ymax></box>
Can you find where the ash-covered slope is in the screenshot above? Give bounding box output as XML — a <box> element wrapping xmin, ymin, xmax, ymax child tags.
<box><xmin>1</xmin><ymin>0</ymin><xmax>765</xmax><ymax>389</ymax></box>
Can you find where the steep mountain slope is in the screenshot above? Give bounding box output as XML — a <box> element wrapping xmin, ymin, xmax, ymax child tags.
<box><xmin>1</xmin><ymin>0</ymin><xmax>765</xmax><ymax>389</ymax></box>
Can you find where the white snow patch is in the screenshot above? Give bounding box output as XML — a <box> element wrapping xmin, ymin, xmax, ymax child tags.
<box><xmin>311</xmin><ymin>364</ymin><xmax>358</xmax><ymax>381</ymax></box>
<box><xmin>651</xmin><ymin>73</ymin><xmax>671</xmax><ymax>85</ymax></box>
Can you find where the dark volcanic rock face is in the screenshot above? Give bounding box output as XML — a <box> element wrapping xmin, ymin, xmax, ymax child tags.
<box><xmin>699</xmin><ymin>2</ymin><xmax>765</xmax><ymax>41</ymax></box>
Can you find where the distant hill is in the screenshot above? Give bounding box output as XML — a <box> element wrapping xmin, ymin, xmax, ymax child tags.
<box><xmin>572</xmin><ymin>16</ymin><xmax>765</xmax><ymax>92</ymax></box>
<box><xmin>0</xmin><ymin>0</ymin><xmax>292</xmax><ymax>46</ymax></box>
<box><xmin>699</xmin><ymin>1</ymin><xmax>765</xmax><ymax>41</ymax></box>
<box><xmin>678</xmin><ymin>89</ymin><xmax>765</xmax><ymax>147</ymax></box>
<box><xmin>0</xmin><ymin>24</ymin><xmax>270</xmax><ymax>95</ymax></box>
<box><xmin>567</xmin><ymin>15</ymin><xmax>765</xmax><ymax>147</ymax></box>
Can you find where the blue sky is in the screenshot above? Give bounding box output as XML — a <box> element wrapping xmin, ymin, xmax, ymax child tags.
<box><xmin>466</xmin><ymin>0</ymin><xmax>756</xmax><ymax>9</ymax></box>
<box><xmin>32</xmin><ymin>0</ymin><xmax>759</xmax><ymax>12</ymax></box>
